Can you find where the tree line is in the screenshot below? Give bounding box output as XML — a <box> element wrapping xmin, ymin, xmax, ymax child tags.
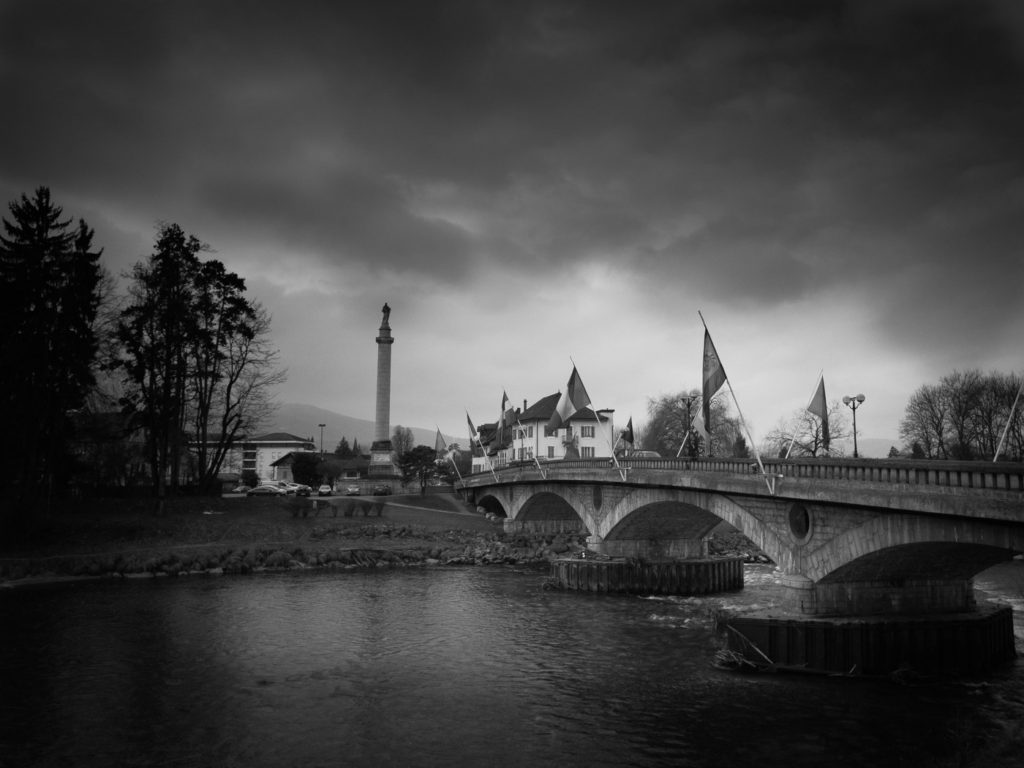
<box><xmin>899</xmin><ymin>370</ymin><xmax>1022</xmax><ymax>460</ymax></box>
<box><xmin>638</xmin><ymin>370</ymin><xmax>1022</xmax><ymax>462</ymax></box>
<box><xmin>1</xmin><ymin>187</ymin><xmax>284</xmax><ymax>535</ymax></box>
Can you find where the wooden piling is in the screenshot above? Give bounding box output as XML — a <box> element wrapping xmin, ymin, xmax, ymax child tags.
<box><xmin>550</xmin><ymin>556</ymin><xmax>744</xmax><ymax>595</ymax></box>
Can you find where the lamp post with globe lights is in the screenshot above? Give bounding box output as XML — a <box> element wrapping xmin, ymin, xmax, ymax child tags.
<box><xmin>842</xmin><ymin>394</ymin><xmax>866</xmax><ymax>458</ymax></box>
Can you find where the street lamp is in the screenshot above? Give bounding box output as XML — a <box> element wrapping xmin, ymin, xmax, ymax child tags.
<box><xmin>841</xmin><ymin>394</ymin><xmax>866</xmax><ymax>458</ymax></box>
<box><xmin>318</xmin><ymin>423</ymin><xmax>326</xmax><ymax>459</ymax></box>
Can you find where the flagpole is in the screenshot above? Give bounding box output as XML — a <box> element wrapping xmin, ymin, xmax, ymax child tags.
<box><xmin>467</xmin><ymin>410</ymin><xmax>498</xmax><ymax>481</ymax></box>
<box><xmin>505</xmin><ymin>386</ymin><xmax>548</xmax><ymax>479</ymax></box>
<box><xmin>436</xmin><ymin>425</ymin><xmax>463</xmax><ymax>483</ymax></box>
<box><xmin>477</xmin><ymin>432</ymin><xmax>498</xmax><ymax>480</ymax></box>
<box><xmin>676</xmin><ymin>428</ymin><xmax>690</xmax><ymax>458</ymax></box>
<box><xmin>514</xmin><ymin>411</ymin><xmax>547</xmax><ymax>479</ymax></box>
<box><xmin>993</xmin><ymin>378</ymin><xmax>1023</xmax><ymax>462</ymax></box>
<box><xmin>698</xmin><ymin>311</ymin><xmax>774</xmax><ymax>495</ymax></box>
<box><xmin>784</xmin><ymin>370</ymin><xmax>824</xmax><ymax>459</ymax></box>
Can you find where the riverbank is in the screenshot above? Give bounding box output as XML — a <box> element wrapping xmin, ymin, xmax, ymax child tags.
<box><xmin>0</xmin><ymin>492</ymin><xmax>586</xmax><ymax>584</ymax></box>
<box><xmin>0</xmin><ymin>492</ymin><xmax>770</xmax><ymax>586</ymax></box>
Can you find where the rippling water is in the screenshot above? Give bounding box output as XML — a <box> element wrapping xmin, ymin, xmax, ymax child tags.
<box><xmin>2</xmin><ymin>563</ymin><xmax>1023</xmax><ymax>767</ymax></box>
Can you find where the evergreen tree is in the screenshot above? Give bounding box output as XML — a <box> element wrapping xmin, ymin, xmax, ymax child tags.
<box><xmin>119</xmin><ymin>223</ymin><xmax>283</xmax><ymax>505</ymax></box>
<box><xmin>397</xmin><ymin>445</ymin><xmax>441</xmax><ymax>494</ymax></box>
<box><xmin>119</xmin><ymin>224</ymin><xmax>204</xmax><ymax>504</ymax></box>
<box><xmin>0</xmin><ymin>187</ymin><xmax>102</xmax><ymax>532</ymax></box>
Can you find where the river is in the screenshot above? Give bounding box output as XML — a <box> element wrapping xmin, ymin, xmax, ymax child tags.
<box><xmin>2</xmin><ymin>562</ymin><xmax>1023</xmax><ymax>767</ymax></box>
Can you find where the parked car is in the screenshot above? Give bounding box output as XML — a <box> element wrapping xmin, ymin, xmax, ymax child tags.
<box><xmin>372</xmin><ymin>484</ymin><xmax>391</xmax><ymax>496</ymax></box>
<box><xmin>247</xmin><ymin>485</ymin><xmax>285</xmax><ymax>496</ymax></box>
<box><xmin>344</xmin><ymin>484</ymin><xmax>361</xmax><ymax>496</ymax></box>
<box><xmin>293</xmin><ymin>484</ymin><xmax>312</xmax><ymax>497</ymax></box>
<box><xmin>317</xmin><ymin>485</ymin><xmax>333</xmax><ymax>497</ymax></box>
<box><xmin>231</xmin><ymin>484</ymin><xmax>251</xmax><ymax>494</ymax></box>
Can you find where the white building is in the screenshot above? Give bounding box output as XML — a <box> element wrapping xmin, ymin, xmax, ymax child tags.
<box><xmin>471</xmin><ymin>393</ymin><xmax>615</xmax><ymax>473</ymax></box>
<box><xmin>218</xmin><ymin>432</ymin><xmax>317</xmax><ymax>482</ymax></box>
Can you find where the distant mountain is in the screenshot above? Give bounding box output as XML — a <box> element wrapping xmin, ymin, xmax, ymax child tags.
<box><xmin>266</xmin><ymin>403</ymin><xmax>458</xmax><ymax>453</ymax></box>
<box><xmin>827</xmin><ymin>436</ymin><xmax>900</xmax><ymax>459</ymax></box>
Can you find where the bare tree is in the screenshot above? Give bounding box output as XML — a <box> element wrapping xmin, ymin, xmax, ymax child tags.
<box><xmin>899</xmin><ymin>383</ymin><xmax>949</xmax><ymax>458</ymax></box>
<box><xmin>763</xmin><ymin>402</ymin><xmax>850</xmax><ymax>458</ymax></box>
<box><xmin>899</xmin><ymin>370</ymin><xmax>1023</xmax><ymax>460</ymax></box>
<box><xmin>194</xmin><ymin>305</ymin><xmax>285</xmax><ymax>490</ymax></box>
<box><xmin>941</xmin><ymin>370</ymin><xmax>984</xmax><ymax>459</ymax></box>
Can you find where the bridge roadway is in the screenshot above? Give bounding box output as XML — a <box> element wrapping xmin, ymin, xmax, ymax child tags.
<box><xmin>458</xmin><ymin>456</ymin><xmax>1024</xmax><ymax>617</ymax></box>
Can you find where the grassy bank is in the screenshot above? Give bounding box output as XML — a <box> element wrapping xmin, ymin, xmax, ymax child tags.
<box><xmin>0</xmin><ymin>492</ymin><xmax>589</xmax><ymax>583</ymax></box>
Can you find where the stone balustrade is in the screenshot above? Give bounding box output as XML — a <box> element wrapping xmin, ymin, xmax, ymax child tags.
<box><xmin>469</xmin><ymin>456</ymin><xmax>1024</xmax><ymax>492</ymax></box>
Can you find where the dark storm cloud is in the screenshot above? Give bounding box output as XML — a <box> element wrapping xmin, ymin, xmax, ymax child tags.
<box><xmin>2</xmin><ymin>0</ymin><xmax>1022</xmax><ymax>314</ymax></box>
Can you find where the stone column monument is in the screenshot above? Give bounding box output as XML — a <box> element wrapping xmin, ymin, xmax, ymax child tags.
<box><xmin>369</xmin><ymin>302</ymin><xmax>398</xmax><ymax>478</ymax></box>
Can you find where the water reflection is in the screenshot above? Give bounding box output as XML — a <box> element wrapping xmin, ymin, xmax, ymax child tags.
<box><xmin>1</xmin><ymin>564</ymin><xmax>1022</xmax><ymax>767</ymax></box>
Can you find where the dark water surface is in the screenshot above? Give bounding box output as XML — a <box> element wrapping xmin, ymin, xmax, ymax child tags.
<box><xmin>2</xmin><ymin>563</ymin><xmax>1023</xmax><ymax>768</ymax></box>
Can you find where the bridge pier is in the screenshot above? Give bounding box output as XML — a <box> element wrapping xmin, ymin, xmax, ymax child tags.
<box><xmin>551</xmin><ymin>555</ymin><xmax>744</xmax><ymax>596</ymax></box>
<box><xmin>725</xmin><ymin>604</ymin><xmax>1016</xmax><ymax>676</ymax></box>
<box><xmin>780</xmin><ymin>576</ymin><xmax>977</xmax><ymax>617</ymax></box>
<box><xmin>597</xmin><ymin>537</ymin><xmax>708</xmax><ymax>560</ymax></box>
<box><xmin>727</xmin><ymin>574</ymin><xmax>1015</xmax><ymax>675</ymax></box>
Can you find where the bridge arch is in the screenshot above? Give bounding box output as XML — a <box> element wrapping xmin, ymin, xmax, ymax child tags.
<box><xmin>805</xmin><ymin>513</ymin><xmax>1024</xmax><ymax>583</ymax></box>
<box><xmin>596</xmin><ymin>487</ymin><xmax>789</xmax><ymax>564</ymax></box>
<box><xmin>474</xmin><ymin>493</ymin><xmax>508</xmax><ymax>519</ymax></box>
<box><xmin>602</xmin><ymin>500</ymin><xmax>720</xmax><ymax>559</ymax></box>
<box><xmin>516</xmin><ymin>491</ymin><xmax>587</xmax><ymax>534</ymax></box>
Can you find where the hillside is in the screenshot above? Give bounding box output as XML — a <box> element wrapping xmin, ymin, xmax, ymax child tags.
<box><xmin>266</xmin><ymin>403</ymin><xmax>459</xmax><ymax>453</ymax></box>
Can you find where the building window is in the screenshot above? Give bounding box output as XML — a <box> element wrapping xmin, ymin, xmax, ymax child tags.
<box><xmin>581</xmin><ymin>425</ymin><xmax>595</xmax><ymax>438</ymax></box>
<box><xmin>548</xmin><ymin>446</ymin><xmax>555</xmax><ymax>458</ymax></box>
<box><xmin>581</xmin><ymin>447</ymin><xmax>595</xmax><ymax>458</ymax></box>
<box><xmin>527</xmin><ymin>426</ymin><xmax>534</xmax><ymax>438</ymax></box>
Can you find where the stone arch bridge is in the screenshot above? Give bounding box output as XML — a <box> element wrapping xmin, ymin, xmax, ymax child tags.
<box><xmin>459</xmin><ymin>456</ymin><xmax>1024</xmax><ymax>617</ymax></box>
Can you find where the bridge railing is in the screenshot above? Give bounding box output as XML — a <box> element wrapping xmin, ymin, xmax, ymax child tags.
<box><xmin>468</xmin><ymin>456</ymin><xmax>1024</xmax><ymax>492</ymax></box>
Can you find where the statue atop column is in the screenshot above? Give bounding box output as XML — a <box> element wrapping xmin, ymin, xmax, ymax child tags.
<box><xmin>371</xmin><ymin>300</ymin><xmax>398</xmax><ymax>478</ymax></box>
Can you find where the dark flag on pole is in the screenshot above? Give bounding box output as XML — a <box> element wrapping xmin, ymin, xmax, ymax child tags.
<box><xmin>701</xmin><ymin>328</ymin><xmax>727</xmax><ymax>430</ymax></box>
<box><xmin>621</xmin><ymin>417</ymin><xmax>634</xmax><ymax>445</ymax></box>
<box><xmin>807</xmin><ymin>375</ymin><xmax>830</xmax><ymax>451</ymax></box>
<box><xmin>546</xmin><ymin>366</ymin><xmax>593</xmax><ymax>433</ymax></box>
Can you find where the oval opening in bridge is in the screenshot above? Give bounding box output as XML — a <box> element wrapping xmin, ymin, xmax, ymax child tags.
<box><xmin>788</xmin><ymin>503</ymin><xmax>811</xmax><ymax>541</ymax></box>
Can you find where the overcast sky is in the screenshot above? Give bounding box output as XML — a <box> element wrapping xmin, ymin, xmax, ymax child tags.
<box><xmin>3</xmin><ymin>0</ymin><xmax>1022</xmax><ymax>452</ymax></box>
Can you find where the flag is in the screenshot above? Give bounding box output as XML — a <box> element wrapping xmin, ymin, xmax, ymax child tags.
<box><xmin>466</xmin><ymin>412</ymin><xmax>481</xmax><ymax>457</ymax></box>
<box><xmin>621</xmin><ymin>417</ymin><xmax>634</xmax><ymax>445</ymax></box>
<box><xmin>435</xmin><ymin>428</ymin><xmax>446</xmax><ymax>458</ymax></box>
<box><xmin>807</xmin><ymin>375</ymin><xmax>830</xmax><ymax>450</ymax></box>
<box><xmin>701</xmin><ymin>328</ymin><xmax>727</xmax><ymax>429</ymax></box>
<box><xmin>546</xmin><ymin>366</ymin><xmax>592</xmax><ymax>433</ymax></box>
<box><xmin>497</xmin><ymin>391</ymin><xmax>511</xmax><ymax>446</ymax></box>
<box><xmin>692</xmin><ymin>408</ymin><xmax>710</xmax><ymax>443</ymax></box>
